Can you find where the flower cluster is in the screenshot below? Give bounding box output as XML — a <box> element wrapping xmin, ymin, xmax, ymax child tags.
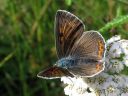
<box><xmin>105</xmin><ymin>35</ymin><xmax>128</xmax><ymax>73</ymax></box>
<box><xmin>61</xmin><ymin>36</ymin><xmax>128</xmax><ymax>96</ymax></box>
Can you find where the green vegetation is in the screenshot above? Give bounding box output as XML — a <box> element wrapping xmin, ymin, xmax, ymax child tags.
<box><xmin>0</xmin><ymin>0</ymin><xmax>128</xmax><ymax>96</ymax></box>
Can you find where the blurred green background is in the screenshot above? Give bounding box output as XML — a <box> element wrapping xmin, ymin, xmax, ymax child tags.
<box><xmin>0</xmin><ymin>0</ymin><xmax>128</xmax><ymax>96</ymax></box>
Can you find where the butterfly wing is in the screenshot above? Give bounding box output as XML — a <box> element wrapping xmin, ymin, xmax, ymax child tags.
<box><xmin>37</xmin><ymin>66</ymin><xmax>74</xmax><ymax>79</ymax></box>
<box><xmin>70</xmin><ymin>31</ymin><xmax>105</xmax><ymax>60</ymax></box>
<box><xmin>68</xmin><ymin>31</ymin><xmax>106</xmax><ymax>77</ymax></box>
<box><xmin>55</xmin><ymin>10</ymin><xmax>85</xmax><ymax>59</ymax></box>
<box><xmin>68</xmin><ymin>61</ymin><xmax>104</xmax><ymax>77</ymax></box>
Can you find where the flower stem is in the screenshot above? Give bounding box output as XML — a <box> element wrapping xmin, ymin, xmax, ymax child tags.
<box><xmin>99</xmin><ymin>15</ymin><xmax>128</xmax><ymax>33</ymax></box>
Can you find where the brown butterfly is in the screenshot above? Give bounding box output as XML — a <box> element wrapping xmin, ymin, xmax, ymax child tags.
<box><xmin>37</xmin><ymin>10</ymin><xmax>106</xmax><ymax>79</ymax></box>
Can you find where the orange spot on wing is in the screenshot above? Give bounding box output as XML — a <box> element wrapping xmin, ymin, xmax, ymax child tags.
<box><xmin>96</xmin><ymin>64</ymin><xmax>102</xmax><ymax>71</ymax></box>
<box><xmin>98</xmin><ymin>40</ymin><xmax>104</xmax><ymax>59</ymax></box>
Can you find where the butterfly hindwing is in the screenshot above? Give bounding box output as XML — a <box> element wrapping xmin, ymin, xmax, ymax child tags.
<box><xmin>37</xmin><ymin>66</ymin><xmax>74</xmax><ymax>79</ymax></box>
<box><xmin>55</xmin><ymin>10</ymin><xmax>85</xmax><ymax>59</ymax></box>
<box><xmin>68</xmin><ymin>61</ymin><xmax>104</xmax><ymax>77</ymax></box>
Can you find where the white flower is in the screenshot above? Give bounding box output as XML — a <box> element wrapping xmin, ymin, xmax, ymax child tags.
<box><xmin>123</xmin><ymin>55</ymin><xmax>128</xmax><ymax>67</ymax></box>
<box><xmin>112</xmin><ymin>75</ymin><xmax>126</xmax><ymax>87</ymax></box>
<box><xmin>108</xmin><ymin>42</ymin><xmax>122</xmax><ymax>58</ymax></box>
<box><xmin>61</xmin><ymin>77</ymin><xmax>95</xmax><ymax>96</ymax></box>
<box><xmin>121</xmin><ymin>93</ymin><xmax>128</xmax><ymax>96</ymax></box>
<box><xmin>120</xmin><ymin>40</ymin><xmax>128</xmax><ymax>55</ymax></box>
<box><xmin>102</xmin><ymin>81</ymin><xmax>120</xmax><ymax>96</ymax></box>
<box><xmin>105</xmin><ymin>36</ymin><xmax>128</xmax><ymax>72</ymax></box>
<box><xmin>84</xmin><ymin>72</ymin><xmax>109</xmax><ymax>89</ymax></box>
<box><xmin>106</xmin><ymin>35</ymin><xmax>121</xmax><ymax>45</ymax></box>
<box><xmin>106</xmin><ymin>39</ymin><xmax>128</xmax><ymax>59</ymax></box>
<box><xmin>64</xmin><ymin>84</ymin><xmax>74</xmax><ymax>96</ymax></box>
<box><xmin>61</xmin><ymin>77</ymin><xmax>74</xmax><ymax>85</ymax></box>
<box><xmin>61</xmin><ymin>74</ymin><xmax>128</xmax><ymax>96</ymax></box>
<box><xmin>106</xmin><ymin>59</ymin><xmax>124</xmax><ymax>73</ymax></box>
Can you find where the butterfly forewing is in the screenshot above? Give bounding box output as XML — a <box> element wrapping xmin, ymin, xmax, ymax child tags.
<box><xmin>55</xmin><ymin>10</ymin><xmax>85</xmax><ymax>59</ymax></box>
<box><xmin>70</xmin><ymin>31</ymin><xmax>105</xmax><ymax>60</ymax></box>
<box><xmin>37</xmin><ymin>66</ymin><xmax>74</xmax><ymax>79</ymax></box>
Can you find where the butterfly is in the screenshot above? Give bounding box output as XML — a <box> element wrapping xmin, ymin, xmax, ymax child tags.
<box><xmin>37</xmin><ymin>10</ymin><xmax>106</xmax><ymax>79</ymax></box>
